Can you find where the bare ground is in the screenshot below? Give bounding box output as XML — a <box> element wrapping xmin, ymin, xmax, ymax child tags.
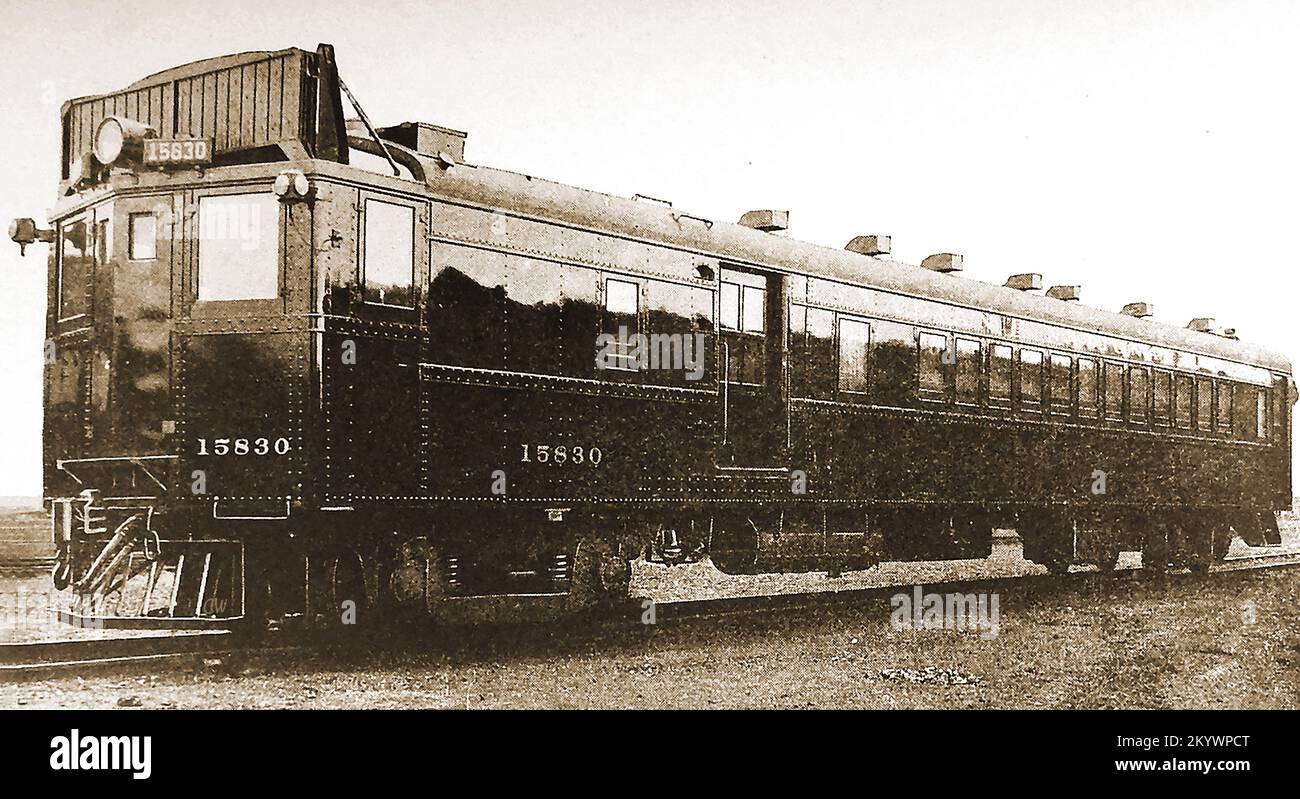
<box><xmin>2</xmin><ymin>511</ymin><xmax>1297</xmax><ymax>708</ymax></box>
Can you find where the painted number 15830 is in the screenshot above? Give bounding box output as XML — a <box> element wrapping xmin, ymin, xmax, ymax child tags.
<box><xmin>520</xmin><ymin>444</ymin><xmax>602</xmax><ymax>466</ymax></box>
<box><xmin>196</xmin><ymin>437</ymin><xmax>292</xmax><ymax>456</ymax></box>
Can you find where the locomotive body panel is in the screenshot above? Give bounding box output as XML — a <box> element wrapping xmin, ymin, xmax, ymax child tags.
<box><xmin>23</xmin><ymin>44</ymin><xmax>1295</xmax><ymax>624</ymax></box>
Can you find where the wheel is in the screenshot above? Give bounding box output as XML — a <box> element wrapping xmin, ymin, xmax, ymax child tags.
<box><xmin>1212</xmin><ymin>526</ymin><xmax>1234</xmax><ymax>561</ymax></box>
<box><xmin>1141</xmin><ymin>522</ymin><xmax>1171</xmax><ymax>573</ymax></box>
<box><xmin>1019</xmin><ymin>510</ymin><xmax>1073</xmax><ymax>573</ymax></box>
<box><xmin>1097</xmin><ymin>543</ymin><xmax>1122</xmax><ymax>573</ymax></box>
<box><xmin>386</xmin><ymin>536</ymin><xmax>445</xmax><ymax>617</ymax></box>
<box><xmin>327</xmin><ymin>549</ymin><xmax>369</xmax><ymax>626</ymax></box>
<box><xmin>709</xmin><ymin>515</ymin><xmax>760</xmax><ymax>574</ymax></box>
<box><xmin>569</xmin><ymin>537</ymin><xmax>632</xmax><ymax>610</ymax></box>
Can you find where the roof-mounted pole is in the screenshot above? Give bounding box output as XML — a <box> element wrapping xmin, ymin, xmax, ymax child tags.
<box><xmin>337</xmin><ymin>76</ymin><xmax>401</xmax><ymax>177</ymax></box>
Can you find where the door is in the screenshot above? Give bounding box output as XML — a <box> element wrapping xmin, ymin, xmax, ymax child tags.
<box><xmin>717</xmin><ymin>266</ymin><xmax>789</xmax><ymax>467</ymax></box>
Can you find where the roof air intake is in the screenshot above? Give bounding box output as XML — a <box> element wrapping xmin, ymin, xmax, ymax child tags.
<box><xmin>1046</xmin><ymin>285</ymin><xmax>1081</xmax><ymax>301</ymax></box>
<box><xmin>920</xmin><ymin>253</ymin><xmax>963</xmax><ymax>273</ymax></box>
<box><xmin>738</xmin><ymin>210</ymin><xmax>788</xmax><ymax>232</ymax></box>
<box><xmin>1004</xmin><ymin>273</ymin><xmax>1042</xmax><ymax>291</ymax></box>
<box><xmin>845</xmin><ymin>235</ymin><xmax>890</xmax><ymax>256</ymax></box>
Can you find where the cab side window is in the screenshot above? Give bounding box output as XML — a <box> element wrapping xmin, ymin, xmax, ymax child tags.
<box><xmin>129</xmin><ymin>213</ymin><xmax>158</xmax><ymax>261</ymax></box>
<box><xmin>362</xmin><ymin>199</ymin><xmax>415</xmax><ymax>307</ymax></box>
<box><xmin>58</xmin><ymin>216</ymin><xmax>91</xmax><ymax>320</ymax></box>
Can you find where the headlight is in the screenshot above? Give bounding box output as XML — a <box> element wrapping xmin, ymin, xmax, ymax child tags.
<box><xmin>93</xmin><ymin>116</ymin><xmax>153</xmax><ymax>166</ymax></box>
<box><xmin>273</xmin><ymin>169</ymin><xmax>315</xmax><ymax>201</ymax></box>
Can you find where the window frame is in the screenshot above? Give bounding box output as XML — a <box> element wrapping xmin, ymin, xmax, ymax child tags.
<box><xmin>1048</xmin><ymin>353</ymin><xmax>1072</xmax><ymax>416</ymax></box>
<box><xmin>1076</xmin><ymin>357</ymin><xmax>1098</xmax><ymax>419</ymax></box>
<box><xmin>1018</xmin><ymin>348</ymin><xmax>1044</xmax><ymax>412</ymax></box>
<box><xmin>1102</xmin><ymin>361</ymin><xmax>1125</xmax><ymax>421</ymax></box>
<box><xmin>1255</xmin><ymin>387</ymin><xmax>1269</xmax><ymax>440</ymax></box>
<box><xmin>988</xmin><ymin>343</ymin><xmax>1014</xmax><ymax>408</ymax></box>
<box><xmin>1127</xmin><ymin>365</ymin><xmax>1150</xmax><ymax>425</ymax></box>
<box><xmin>192</xmin><ymin>190</ymin><xmax>283</xmax><ymax>310</ymax></box>
<box><xmin>1174</xmin><ymin>372</ymin><xmax>1194</xmax><ymax>428</ymax></box>
<box><xmin>1195</xmin><ymin>376</ymin><xmax>1214</xmax><ymax>432</ymax></box>
<box><xmin>917</xmin><ymin>330</ymin><xmax>951</xmax><ymax>403</ymax></box>
<box><xmin>836</xmin><ymin>316</ymin><xmax>871</xmax><ymax>396</ymax></box>
<box><xmin>601</xmin><ymin>276</ymin><xmax>642</xmax><ymax>373</ymax></box>
<box><xmin>1152</xmin><ymin>369</ymin><xmax>1172</xmax><ymax>426</ymax></box>
<box><xmin>56</xmin><ymin>212</ymin><xmax>92</xmax><ymax>323</ymax></box>
<box><xmin>128</xmin><ymin>212</ymin><xmax>158</xmax><ymax>261</ymax></box>
<box><xmin>719</xmin><ymin>281</ymin><xmax>741</xmax><ymax>331</ymax></box>
<box><xmin>1213</xmin><ymin>379</ymin><xmax>1233</xmax><ymax>434</ymax></box>
<box><xmin>954</xmin><ymin>337</ymin><xmax>982</xmax><ymax>407</ymax></box>
<box><xmin>360</xmin><ymin>197</ymin><xmax>417</xmax><ymax>309</ymax></box>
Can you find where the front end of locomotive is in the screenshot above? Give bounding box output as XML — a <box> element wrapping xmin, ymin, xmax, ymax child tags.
<box><xmin>9</xmin><ymin>45</ymin><xmax>357</xmax><ymax>628</ymax></box>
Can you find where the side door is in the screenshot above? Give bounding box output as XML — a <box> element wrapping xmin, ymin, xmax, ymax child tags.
<box><xmin>717</xmin><ymin>266</ymin><xmax>789</xmax><ymax>467</ymax></box>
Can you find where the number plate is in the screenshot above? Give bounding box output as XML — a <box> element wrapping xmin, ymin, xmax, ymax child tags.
<box><xmin>142</xmin><ymin>137</ymin><xmax>213</xmax><ymax>166</ymax></box>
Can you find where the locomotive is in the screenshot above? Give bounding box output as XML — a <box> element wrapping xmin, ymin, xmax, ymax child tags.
<box><xmin>9</xmin><ymin>44</ymin><xmax>1293</xmax><ymax>627</ymax></box>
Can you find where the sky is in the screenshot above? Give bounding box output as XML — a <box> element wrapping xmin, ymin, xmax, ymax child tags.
<box><xmin>0</xmin><ymin>0</ymin><xmax>1297</xmax><ymax>496</ymax></box>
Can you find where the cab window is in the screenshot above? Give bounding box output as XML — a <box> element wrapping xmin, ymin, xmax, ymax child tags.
<box><xmin>362</xmin><ymin>199</ymin><xmax>416</xmax><ymax>307</ymax></box>
<box><xmin>196</xmin><ymin>193</ymin><xmax>279</xmax><ymax>301</ymax></box>
<box><xmin>58</xmin><ymin>216</ymin><xmax>91</xmax><ymax>320</ymax></box>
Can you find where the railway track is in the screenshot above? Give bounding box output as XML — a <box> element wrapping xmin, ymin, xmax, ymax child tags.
<box><xmin>3</xmin><ymin>551</ymin><xmax>1297</xmax><ymax>682</ymax></box>
<box><xmin>648</xmin><ymin>551</ymin><xmax>1300</xmax><ymax>625</ymax></box>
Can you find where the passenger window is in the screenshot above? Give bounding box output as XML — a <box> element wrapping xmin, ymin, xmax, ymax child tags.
<box><xmin>1196</xmin><ymin>377</ymin><xmax>1213</xmax><ymax>431</ymax></box>
<box><xmin>918</xmin><ymin>332</ymin><xmax>949</xmax><ymax>400</ymax></box>
<box><xmin>1103</xmin><ymin>362</ymin><xmax>1124</xmax><ymax>420</ymax></box>
<box><xmin>1256</xmin><ymin>388</ymin><xmax>1268</xmax><ymax>440</ymax></box>
<box><xmin>720</xmin><ymin>282</ymin><xmax>740</xmax><ymax>330</ymax></box>
<box><xmin>362</xmin><ymin>199</ymin><xmax>415</xmax><ymax>307</ymax></box>
<box><xmin>1213</xmin><ymin>380</ymin><xmax>1232</xmax><ymax>433</ymax></box>
<box><xmin>637</xmin><ymin>278</ymin><xmax>715</xmax><ymax>386</ymax></box>
<box><xmin>1128</xmin><ymin>367</ymin><xmax>1149</xmax><ymax>423</ymax></box>
<box><xmin>741</xmin><ymin>285</ymin><xmax>765</xmax><ymax>333</ymax></box>
<box><xmin>1174</xmin><ymin>374</ymin><xmax>1193</xmax><ymax>428</ymax></box>
<box><xmin>719</xmin><ymin>280</ymin><xmax>765</xmax><ymax>334</ymax></box>
<box><xmin>1152</xmin><ymin>370</ymin><xmax>1172</xmax><ymax>425</ymax></box>
<box><xmin>1019</xmin><ymin>349</ymin><xmax>1043</xmax><ymax>409</ymax></box>
<box><xmin>955</xmin><ymin>339</ymin><xmax>981</xmax><ymax>405</ymax></box>
<box><xmin>197</xmin><ymin>193</ymin><xmax>279</xmax><ymax>301</ymax></box>
<box><xmin>602</xmin><ymin>277</ymin><xmax>639</xmax><ymax>371</ymax></box>
<box><xmin>128</xmin><ymin>213</ymin><xmax>157</xmax><ymax>260</ymax></box>
<box><xmin>58</xmin><ymin>216</ymin><xmax>90</xmax><ymax>320</ymax></box>
<box><xmin>871</xmin><ymin>320</ymin><xmax>914</xmax><ymax>406</ymax></box>
<box><xmin>1077</xmin><ymin>357</ymin><xmax>1098</xmax><ymax>418</ymax></box>
<box><xmin>1048</xmin><ymin>354</ymin><xmax>1071</xmax><ymax>415</ymax></box>
<box><xmin>989</xmin><ymin>344</ymin><xmax>1014</xmax><ymax>404</ymax></box>
<box><xmin>795</xmin><ymin>307</ymin><xmax>835</xmax><ymax>400</ymax></box>
<box><xmin>837</xmin><ymin>318</ymin><xmax>870</xmax><ymax>394</ymax></box>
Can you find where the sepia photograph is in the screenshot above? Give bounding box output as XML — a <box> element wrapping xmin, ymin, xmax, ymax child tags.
<box><xmin>0</xmin><ymin>0</ymin><xmax>1295</xmax><ymax>781</ymax></box>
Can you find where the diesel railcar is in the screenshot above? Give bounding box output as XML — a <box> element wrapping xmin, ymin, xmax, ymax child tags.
<box><xmin>10</xmin><ymin>44</ymin><xmax>1293</xmax><ymax>627</ymax></box>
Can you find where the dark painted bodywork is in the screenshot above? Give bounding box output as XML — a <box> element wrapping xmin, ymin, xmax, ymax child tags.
<box><xmin>38</xmin><ymin>46</ymin><xmax>1295</xmax><ymax>615</ymax></box>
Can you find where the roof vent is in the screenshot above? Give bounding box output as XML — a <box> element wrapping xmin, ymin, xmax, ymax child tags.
<box><xmin>376</xmin><ymin>121</ymin><xmax>467</xmax><ymax>163</ymax></box>
<box><xmin>1004</xmin><ymin>273</ymin><xmax>1042</xmax><ymax>291</ymax></box>
<box><xmin>1046</xmin><ymin>285</ymin><xmax>1081</xmax><ymax>301</ymax></box>
<box><xmin>920</xmin><ymin>253</ymin><xmax>963</xmax><ymax>273</ymax></box>
<box><xmin>1120</xmin><ymin>302</ymin><xmax>1154</xmax><ymax>318</ymax></box>
<box><xmin>1187</xmin><ymin>317</ymin><xmax>1216</xmax><ymax>333</ymax></box>
<box><xmin>1221</xmin><ymin>327</ymin><xmax>1239</xmax><ymax>340</ymax></box>
<box><xmin>738</xmin><ymin>210</ymin><xmax>788</xmax><ymax>232</ymax></box>
<box><xmin>845</xmin><ymin>235</ymin><xmax>890</xmax><ymax>257</ymax></box>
